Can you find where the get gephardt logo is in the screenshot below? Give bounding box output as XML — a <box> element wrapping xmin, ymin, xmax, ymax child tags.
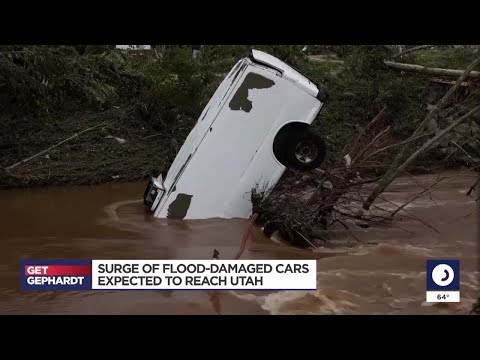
<box><xmin>426</xmin><ymin>259</ymin><xmax>460</xmax><ymax>303</ymax></box>
<box><xmin>21</xmin><ymin>260</ymin><xmax>92</xmax><ymax>291</ymax></box>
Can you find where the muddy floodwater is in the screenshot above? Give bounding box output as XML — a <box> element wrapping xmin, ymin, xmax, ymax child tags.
<box><xmin>0</xmin><ymin>170</ymin><xmax>478</xmax><ymax>315</ymax></box>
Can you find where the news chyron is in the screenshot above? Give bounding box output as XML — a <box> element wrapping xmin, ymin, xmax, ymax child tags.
<box><xmin>21</xmin><ymin>258</ymin><xmax>462</xmax><ymax>304</ymax></box>
<box><xmin>21</xmin><ymin>259</ymin><xmax>317</xmax><ymax>291</ymax></box>
<box><xmin>22</xmin><ymin>260</ymin><xmax>92</xmax><ymax>290</ymax></box>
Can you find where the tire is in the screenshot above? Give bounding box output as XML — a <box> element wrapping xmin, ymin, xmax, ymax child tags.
<box><xmin>284</xmin><ymin>128</ymin><xmax>326</xmax><ymax>171</ymax></box>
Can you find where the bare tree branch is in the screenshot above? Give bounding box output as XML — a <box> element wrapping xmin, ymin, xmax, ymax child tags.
<box><xmin>5</xmin><ymin>123</ymin><xmax>107</xmax><ymax>171</ymax></box>
<box><xmin>360</xmin><ymin>131</ymin><xmax>434</xmax><ymax>165</ymax></box>
<box><xmin>467</xmin><ymin>178</ymin><xmax>480</xmax><ymax>197</ymax></box>
<box><xmin>391</xmin><ymin>45</ymin><xmax>435</xmax><ymax>58</ymax></box>
<box><xmin>363</xmin><ymin>56</ymin><xmax>480</xmax><ymax>210</ymax></box>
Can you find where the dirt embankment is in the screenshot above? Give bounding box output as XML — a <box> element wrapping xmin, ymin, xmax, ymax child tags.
<box><xmin>1</xmin><ymin>46</ymin><xmax>479</xmax><ymax>209</ymax></box>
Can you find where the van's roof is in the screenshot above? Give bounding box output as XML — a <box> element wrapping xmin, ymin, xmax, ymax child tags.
<box><xmin>249</xmin><ymin>49</ymin><xmax>320</xmax><ymax>98</ymax></box>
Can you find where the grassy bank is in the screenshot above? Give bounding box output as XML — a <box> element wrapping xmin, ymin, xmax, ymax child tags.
<box><xmin>1</xmin><ymin>45</ymin><xmax>479</xmax><ymax>189</ymax></box>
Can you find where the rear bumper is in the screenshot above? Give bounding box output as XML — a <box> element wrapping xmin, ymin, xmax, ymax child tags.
<box><xmin>143</xmin><ymin>176</ymin><xmax>165</xmax><ymax>212</ymax></box>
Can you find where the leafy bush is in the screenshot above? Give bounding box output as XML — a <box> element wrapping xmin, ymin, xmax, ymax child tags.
<box><xmin>0</xmin><ymin>46</ymin><xmax>142</xmax><ymax>115</ymax></box>
<box><xmin>1</xmin><ymin>44</ymin><xmax>478</xmax><ymax>187</ymax></box>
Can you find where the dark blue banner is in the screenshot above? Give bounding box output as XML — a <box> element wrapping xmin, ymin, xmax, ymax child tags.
<box><xmin>426</xmin><ymin>259</ymin><xmax>460</xmax><ymax>291</ymax></box>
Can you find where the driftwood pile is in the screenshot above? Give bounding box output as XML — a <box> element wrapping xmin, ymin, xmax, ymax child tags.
<box><xmin>252</xmin><ymin>106</ymin><xmax>399</xmax><ymax>247</ymax></box>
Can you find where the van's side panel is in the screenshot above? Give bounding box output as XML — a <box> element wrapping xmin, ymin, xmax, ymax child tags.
<box><xmin>160</xmin><ymin>59</ymin><xmax>248</xmax><ymax>194</ymax></box>
<box><xmin>152</xmin><ymin>59</ymin><xmax>250</xmax><ymax>219</ymax></box>
<box><xmin>222</xmin><ymin>111</ymin><xmax>321</xmax><ymax>219</ymax></box>
<box><xmin>155</xmin><ymin>62</ymin><xmax>322</xmax><ymax>220</ymax></box>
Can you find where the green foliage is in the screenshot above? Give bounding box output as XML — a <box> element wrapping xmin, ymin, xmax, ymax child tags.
<box><xmin>137</xmin><ymin>45</ymin><xmax>307</xmax><ymax>139</ymax></box>
<box><xmin>199</xmin><ymin>44</ymin><xmax>307</xmax><ymax>66</ymax></box>
<box><xmin>138</xmin><ymin>47</ymin><xmax>219</xmax><ymax>141</ymax></box>
<box><xmin>298</xmin><ymin>46</ymin><xmax>429</xmax><ymax>158</ymax></box>
<box><xmin>1</xmin><ymin>45</ymin><xmax>478</xmax><ymax>188</ymax></box>
<box><xmin>255</xmin><ymin>45</ymin><xmax>308</xmax><ymax>67</ymax></box>
<box><xmin>399</xmin><ymin>46</ymin><xmax>480</xmax><ymax>69</ymax></box>
<box><xmin>0</xmin><ymin>46</ymin><xmax>142</xmax><ymax>115</ymax></box>
<box><xmin>199</xmin><ymin>45</ymin><xmax>249</xmax><ymax>63</ymax></box>
<box><xmin>304</xmin><ymin>45</ymin><xmax>350</xmax><ymax>56</ymax></box>
<box><xmin>375</xmin><ymin>73</ymin><xmax>427</xmax><ymax>136</ymax></box>
<box><xmin>143</xmin><ymin>47</ymin><xmax>212</xmax><ymax>112</ymax></box>
<box><xmin>343</xmin><ymin>45</ymin><xmax>394</xmax><ymax>77</ymax></box>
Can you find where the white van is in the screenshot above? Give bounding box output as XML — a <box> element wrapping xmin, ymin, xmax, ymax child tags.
<box><xmin>143</xmin><ymin>49</ymin><xmax>329</xmax><ymax>220</ymax></box>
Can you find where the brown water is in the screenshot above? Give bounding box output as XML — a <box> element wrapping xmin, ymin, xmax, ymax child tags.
<box><xmin>0</xmin><ymin>170</ymin><xmax>478</xmax><ymax>315</ymax></box>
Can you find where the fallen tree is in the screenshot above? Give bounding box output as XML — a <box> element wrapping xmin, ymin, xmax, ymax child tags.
<box><xmin>307</xmin><ymin>54</ymin><xmax>480</xmax><ymax>79</ymax></box>
<box><xmin>384</xmin><ymin>60</ymin><xmax>480</xmax><ymax>79</ymax></box>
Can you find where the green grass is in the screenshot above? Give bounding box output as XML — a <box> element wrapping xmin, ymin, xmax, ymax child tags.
<box><xmin>0</xmin><ymin>107</ymin><xmax>170</xmax><ymax>188</ymax></box>
<box><xmin>404</xmin><ymin>46</ymin><xmax>480</xmax><ymax>69</ymax></box>
<box><xmin>1</xmin><ymin>45</ymin><xmax>478</xmax><ymax>188</ymax></box>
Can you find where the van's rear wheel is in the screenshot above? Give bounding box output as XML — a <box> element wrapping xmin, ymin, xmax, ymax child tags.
<box><xmin>284</xmin><ymin>128</ymin><xmax>326</xmax><ymax>171</ymax></box>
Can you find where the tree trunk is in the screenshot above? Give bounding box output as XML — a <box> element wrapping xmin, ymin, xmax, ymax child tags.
<box><xmin>384</xmin><ymin>60</ymin><xmax>480</xmax><ymax>79</ymax></box>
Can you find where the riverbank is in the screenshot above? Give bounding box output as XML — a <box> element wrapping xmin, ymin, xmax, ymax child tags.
<box><xmin>1</xmin><ymin>107</ymin><xmax>169</xmax><ymax>188</ymax></box>
<box><xmin>1</xmin><ymin>45</ymin><xmax>479</xmax><ymax>189</ymax></box>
